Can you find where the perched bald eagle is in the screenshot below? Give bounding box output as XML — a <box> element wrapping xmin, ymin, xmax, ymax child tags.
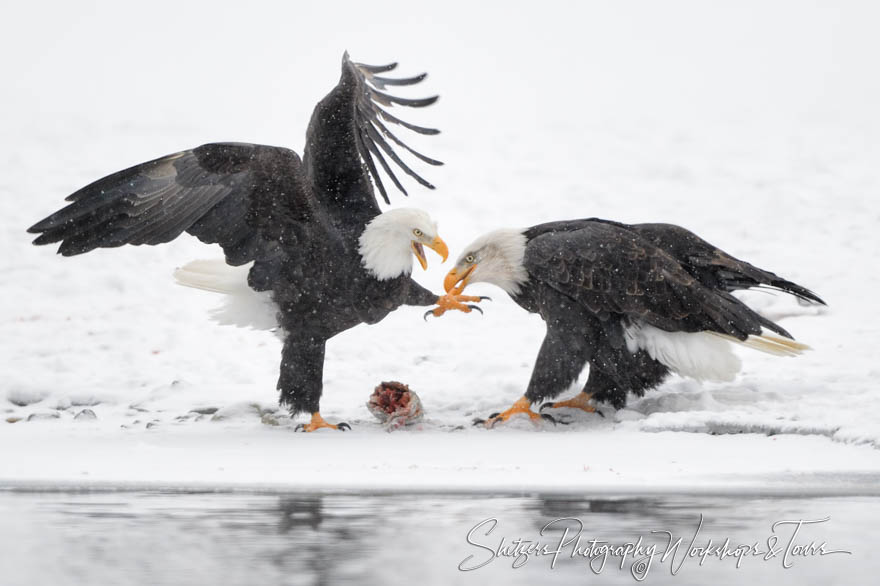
<box><xmin>27</xmin><ymin>53</ymin><xmax>484</xmax><ymax>431</ymax></box>
<box><xmin>441</xmin><ymin>219</ymin><xmax>825</xmax><ymax>427</ymax></box>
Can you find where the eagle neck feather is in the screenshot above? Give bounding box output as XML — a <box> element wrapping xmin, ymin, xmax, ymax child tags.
<box><xmin>474</xmin><ymin>228</ymin><xmax>529</xmax><ymax>296</ymax></box>
<box><xmin>358</xmin><ymin>215</ymin><xmax>413</xmax><ymax>281</ymax></box>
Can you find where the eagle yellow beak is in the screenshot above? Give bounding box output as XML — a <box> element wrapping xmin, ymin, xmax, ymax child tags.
<box><xmin>412</xmin><ymin>236</ymin><xmax>449</xmax><ymax>271</ymax></box>
<box><xmin>444</xmin><ymin>264</ymin><xmax>475</xmax><ymax>293</ymax></box>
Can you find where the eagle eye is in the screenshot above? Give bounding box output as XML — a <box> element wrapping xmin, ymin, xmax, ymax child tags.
<box><xmin>413</xmin><ymin>228</ymin><xmax>423</xmax><ymax>237</ymax></box>
<box><xmin>465</xmin><ymin>254</ymin><xmax>476</xmax><ymax>263</ymax></box>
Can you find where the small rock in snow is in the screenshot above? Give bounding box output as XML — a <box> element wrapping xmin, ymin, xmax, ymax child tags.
<box><xmin>27</xmin><ymin>412</ymin><xmax>60</xmax><ymax>422</ymax></box>
<box><xmin>190</xmin><ymin>407</ymin><xmax>219</xmax><ymax>415</ymax></box>
<box><xmin>74</xmin><ymin>409</ymin><xmax>98</xmax><ymax>421</ymax></box>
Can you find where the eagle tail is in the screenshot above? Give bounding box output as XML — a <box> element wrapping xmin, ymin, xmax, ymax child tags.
<box><xmin>173</xmin><ymin>259</ymin><xmax>251</xmax><ymax>294</ymax></box>
<box><xmin>710</xmin><ymin>331</ymin><xmax>811</xmax><ymax>357</ymax></box>
<box><xmin>625</xmin><ymin>323</ymin><xmax>810</xmax><ymax>384</ymax></box>
<box><xmin>173</xmin><ymin>259</ymin><xmax>279</xmax><ymax>332</ymax></box>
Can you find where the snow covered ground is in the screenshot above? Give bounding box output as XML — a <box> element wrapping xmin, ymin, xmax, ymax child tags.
<box><xmin>2</xmin><ymin>1</ymin><xmax>880</xmax><ymax>493</ymax></box>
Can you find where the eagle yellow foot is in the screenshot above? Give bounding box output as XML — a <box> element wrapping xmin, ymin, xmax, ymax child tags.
<box><xmin>294</xmin><ymin>412</ymin><xmax>351</xmax><ymax>432</ymax></box>
<box><xmin>540</xmin><ymin>393</ymin><xmax>605</xmax><ymax>418</ymax></box>
<box><xmin>473</xmin><ymin>396</ymin><xmax>563</xmax><ymax>428</ymax></box>
<box><xmin>424</xmin><ymin>293</ymin><xmax>491</xmax><ymax>320</ymax></box>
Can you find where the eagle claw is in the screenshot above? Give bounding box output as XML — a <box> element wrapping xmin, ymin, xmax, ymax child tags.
<box><xmin>426</xmin><ymin>292</ymin><xmax>489</xmax><ymax>321</ymax></box>
<box><xmin>423</xmin><ymin>306</ymin><xmax>482</xmax><ymax>320</ymax></box>
<box><xmin>473</xmin><ymin>409</ymin><xmax>565</xmax><ymax>428</ymax></box>
<box><xmin>541</xmin><ymin>413</ymin><xmax>567</xmax><ymax>425</ymax></box>
<box><xmin>294</xmin><ymin>417</ymin><xmax>351</xmax><ymax>432</ymax></box>
<box><xmin>539</xmin><ymin>395</ymin><xmax>605</xmax><ymax>418</ymax></box>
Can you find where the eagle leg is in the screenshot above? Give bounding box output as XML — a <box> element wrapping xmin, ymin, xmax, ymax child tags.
<box><xmin>539</xmin><ymin>392</ymin><xmax>605</xmax><ymax>417</ymax></box>
<box><xmin>473</xmin><ymin>396</ymin><xmax>563</xmax><ymax>428</ymax></box>
<box><xmin>294</xmin><ymin>412</ymin><xmax>351</xmax><ymax>432</ymax></box>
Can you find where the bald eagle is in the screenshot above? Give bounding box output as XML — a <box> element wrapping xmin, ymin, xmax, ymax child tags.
<box><xmin>27</xmin><ymin>53</ymin><xmax>485</xmax><ymax>431</ymax></box>
<box><xmin>440</xmin><ymin>219</ymin><xmax>825</xmax><ymax>427</ymax></box>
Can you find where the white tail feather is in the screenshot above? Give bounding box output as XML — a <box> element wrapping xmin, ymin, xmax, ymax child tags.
<box><xmin>173</xmin><ymin>259</ymin><xmax>251</xmax><ymax>294</ymax></box>
<box><xmin>173</xmin><ymin>259</ymin><xmax>279</xmax><ymax>331</ymax></box>
<box><xmin>624</xmin><ymin>323</ymin><xmax>741</xmax><ymax>381</ymax></box>
<box><xmin>710</xmin><ymin>331</ymin><xmax>810</xmax><ymax>357</ymax></box>
<box><xmin>625</xmin><ymin>321</ymin><xmax>810</xmax><ymax>383</ymax></box>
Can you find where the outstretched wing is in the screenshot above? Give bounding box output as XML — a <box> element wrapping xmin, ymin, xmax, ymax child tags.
<box><xmin>303</xmin><ymin>52</ymin><xmax>442</xmax><ymax>216</ymax></box>
<box><xmin>524</xmin><ymin>222</ymin><xmax>787</xmax><ymax>340</ymax></box>
<box><xmin>27</xmin><ymin>142</ymin><xmax>310</xmax><ymax>265</ymax></box>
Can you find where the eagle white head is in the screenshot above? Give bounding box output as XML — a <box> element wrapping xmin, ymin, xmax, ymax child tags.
<box><xmin>359</xmin><ymin>207</ymin><xmax>449</xmax><ymax>280</ymax></box>
<box><xmin>444</xmin><ymin>228</ymin><xmax>529</xmax><ymax>296</ymax></box>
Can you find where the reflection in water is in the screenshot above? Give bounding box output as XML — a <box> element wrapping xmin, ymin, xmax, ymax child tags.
<box><xmin>0</xmin><ymin>491</ymin><xmax>877</xmax><ymax>585</ymax></box>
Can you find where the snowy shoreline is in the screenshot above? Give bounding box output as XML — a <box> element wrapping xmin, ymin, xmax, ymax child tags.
<box><xmin>4</xmin><ymin>426</ymin><xmax>880</xmax><ymax>495</ymax></box>
<box><xmin>4</xmin><ymin>479</ymin><xmax>880</xmax><ymax>497</ymax></box>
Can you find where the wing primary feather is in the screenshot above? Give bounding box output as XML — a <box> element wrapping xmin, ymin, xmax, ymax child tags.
<box><xmin>374</xmin><ymin>105</ymin><xmax>440</xmax><ymax>135</ymax></box>
<box><xmin>30</xmin><ymin>144</ymin><xmax>302</xmax><ymax>263</ymax></box>
<box><xmin>367</xmin><ymin>87</ymin><xmax>438</xmax><ymax>108</ymax></box>
<box><xmin>304</xmin><ymin>54</ymin><xmax>440</xmax><ymax>203</ymax></box>
<box><xmin>359</xmin><ymin>128</ymin><xmax>408</xmax><ymax>196</ymax></box>
<box><xmin>28</xmin><ymin>191</ymin><xmax>133</xmax><ymax>232</ymax></box>
<box><xmin>368</xmin><ymin>73</ymin><xmax>428</xmax><ymax>88</ymax></box>
<box><xmin>57</xmin><ymin>215</ymin><xmax>128</xmax><ymax>256</ymax></box>
<box><xmin>353</xmin><ymin>61</ymin><xmax>398</xmax><ymax>74</ymax></box>
<box><xmin>368</xmin><ymin>115</ymin><xmax>443</xmax><ymax>166</ymax></box>
<box><xmin>353</xmin><ymin>131</ymin><xmax>390</xmax><ymax>204</ymax></box>
<box><xmin>364</xmin><ymin>124</ymin><xmax>435</xmax><ymax>189</ymax></box>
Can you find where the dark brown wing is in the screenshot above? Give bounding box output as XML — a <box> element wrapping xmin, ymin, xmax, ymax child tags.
<box><xmin>525</xmin><ymin>218</ymin><xmax>825</xmax><ymax>305</ymax></box>
<box><xmin>523</xmin><ymin>222</ymin><xmax>788</xmax><ymax>340</ymax></box>
<box><xmin>302</xmin><ymin>52</ymin><xmax>442</xmax><ymax>215</ymax></box>
<box><xmin>623</xmin><ymin>222</ymin><xmax>826</xmax><ymax>305</ymax></box>
<box><xmin>27</xmin><ymin>143</ymin><xmax>310</xmax><ymax>265</ymax></box>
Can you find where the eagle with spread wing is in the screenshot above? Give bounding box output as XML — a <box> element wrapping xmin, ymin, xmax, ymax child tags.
<box><xmin>28</xmin><ymin>53</ymin><xmax>485</xmax><ymax>431</ymax></box>
<box><xmin>439</xmin><ymin>219</ymin><xmax>825</xmax><ymax>427</ymax></box>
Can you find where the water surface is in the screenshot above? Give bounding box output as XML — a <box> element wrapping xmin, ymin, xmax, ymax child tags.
<box><xmin>0</xmin><ymin>491</ymin><xmax>876</xmax><ymax>585</ymax></box>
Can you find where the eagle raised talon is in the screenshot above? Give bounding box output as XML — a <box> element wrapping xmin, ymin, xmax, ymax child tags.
<box><xmin>423</xmin><ymin>294</ymin><xmax>490</xmax><ymax>320</ymax></box>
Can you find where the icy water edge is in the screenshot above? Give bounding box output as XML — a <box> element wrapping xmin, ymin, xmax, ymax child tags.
<box><xmin>0</xmin><ymin>490</ymin><xmax>877</xmax><ymax>585</ymax></box>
